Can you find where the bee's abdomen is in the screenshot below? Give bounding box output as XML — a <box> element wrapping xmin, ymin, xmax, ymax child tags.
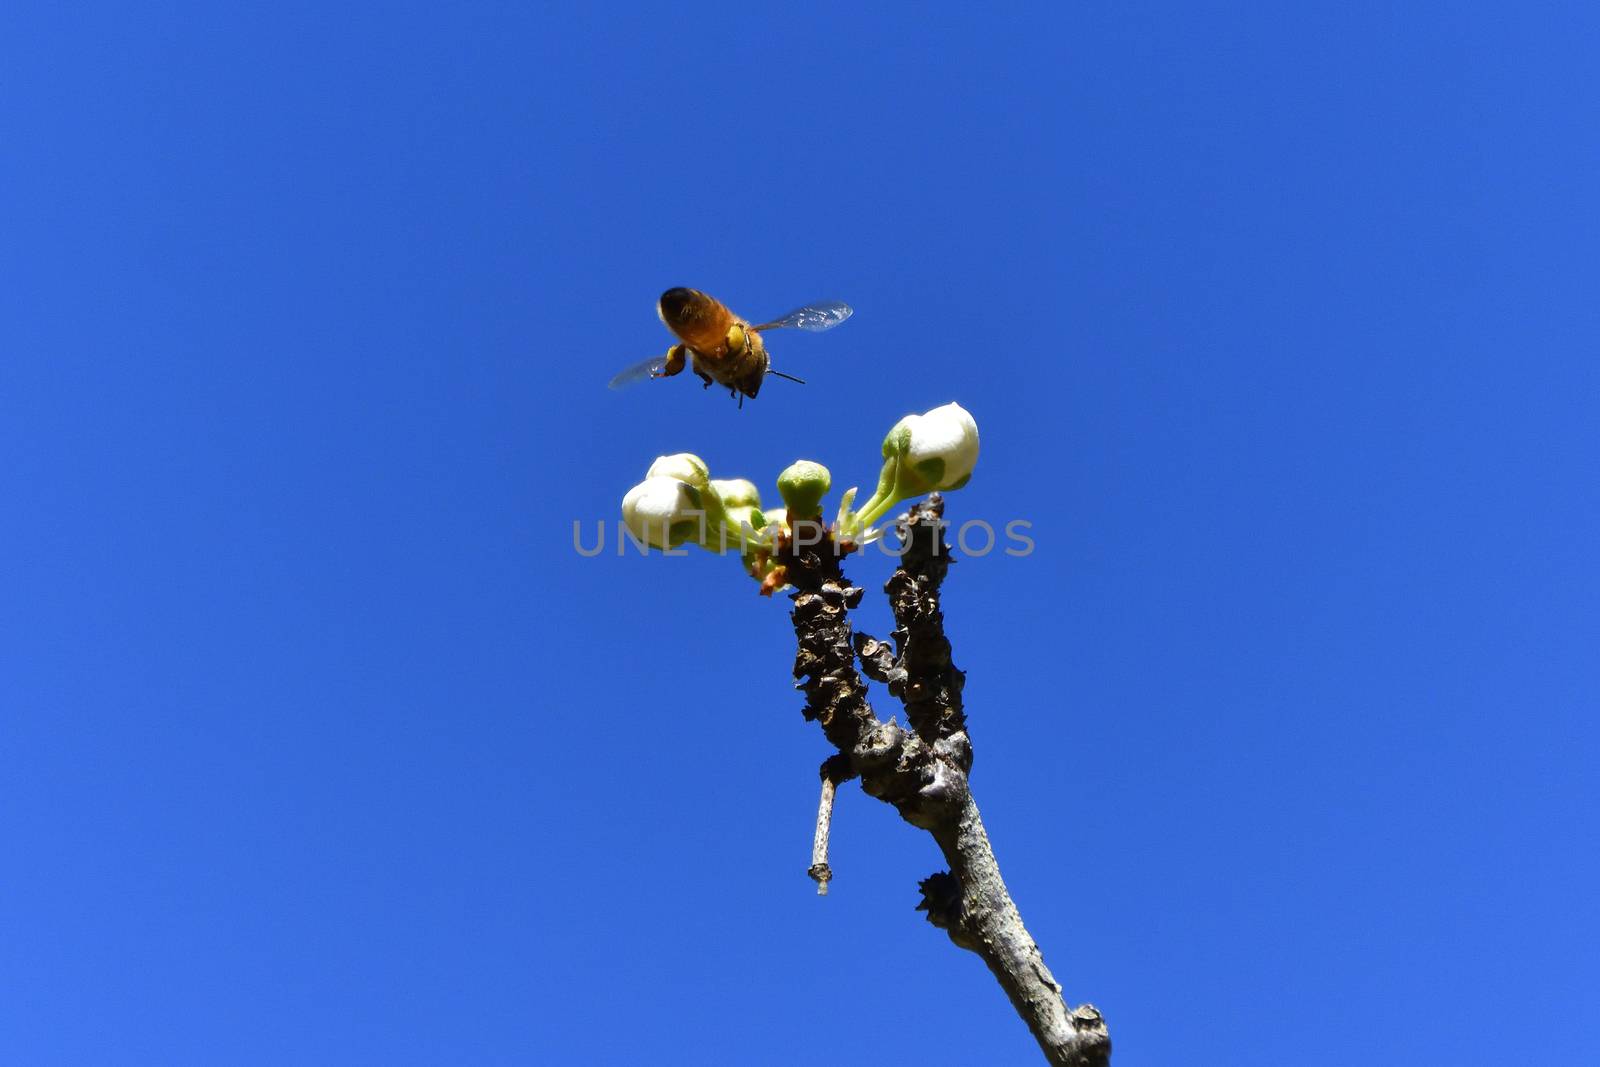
<box><xmin>659</xmin><ymin>287</ymin><xmax>734</xmax><ymax>352</ymax></box>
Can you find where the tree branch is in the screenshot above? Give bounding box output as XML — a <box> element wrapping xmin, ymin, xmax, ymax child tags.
<box><xmin>777</xmin><ymin>498</ymin><xmax>1110</xmax><ymax>1066</ymax></box>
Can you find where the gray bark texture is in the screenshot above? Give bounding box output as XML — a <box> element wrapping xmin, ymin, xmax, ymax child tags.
<box><xmin>776</xmin><ymin>495</ymin><xmax>1110</xmax><ymax>1066</ymax></box>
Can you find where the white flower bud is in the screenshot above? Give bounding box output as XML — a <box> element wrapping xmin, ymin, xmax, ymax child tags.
<box><xmin>646</xmin><ymin>453</ymin><xmax>710</xmax><ymax>488</ymax></box>
<box><xmin>622</xmin><ymin>475</ymin><xmax>706</xmax><ymax>549</ymax></box>
<box><xmin>710</xmin><ymin>478</ymin><xmax>767</xmax><ymax>544</ymax></box>
<box><xmin>710</xmin><ymin>478</ymin><xmax>761</xmax><ymax>509</ymax></box>
<box><xmin>895</xmin><ymin>402</ymin><xmax>980</xmax><ymax>492</ymax></box>
<box><xmin>846</xmin><ymin>402</ymin><xmax>981</xmax><ymax>534</ymax></box>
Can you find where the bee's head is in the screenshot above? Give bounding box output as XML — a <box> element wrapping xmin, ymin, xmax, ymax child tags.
<box><xmin>658</xmin><ymin>287</ymin><xmax>703</xmax><ymax>326</ymax></box>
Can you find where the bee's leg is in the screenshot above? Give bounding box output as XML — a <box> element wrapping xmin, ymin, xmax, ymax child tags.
<box><xmin>654</xmin><ymin>344</ymin><xmax>688</xmax><ymax>379</ymax></box>
<box><xmin>724</xmin><ymin>326</ymin><xmax>750</xmax><ymax>407</ymax></box>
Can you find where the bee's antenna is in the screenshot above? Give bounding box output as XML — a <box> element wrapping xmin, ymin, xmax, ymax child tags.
<box><xmin>766</xmin><ymin>369</ymin><xmax>807</xmax><ymax>385</ymax></box>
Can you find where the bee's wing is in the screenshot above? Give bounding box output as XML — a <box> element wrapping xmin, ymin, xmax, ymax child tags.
<box><xmin>751</xmin><ymin>301</ymin><xmax>853</xmax><ymax>333</ymax></box>
<box><xmin>607</xmin><ymin>354</ymin><xmax>670</xmax><ymax>390</ymax></box>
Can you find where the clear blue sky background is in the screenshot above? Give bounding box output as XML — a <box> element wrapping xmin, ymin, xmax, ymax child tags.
<box><xmin>3</xmin><ymin>3</ymin><xmax>1595</xmax><ymax>1064</ymax></box>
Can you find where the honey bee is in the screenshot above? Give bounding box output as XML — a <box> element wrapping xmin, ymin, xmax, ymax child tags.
<box><xmin>608</xmin><ymin>288</ymin><xmax>852</xmax><ymax>404</ymax></box>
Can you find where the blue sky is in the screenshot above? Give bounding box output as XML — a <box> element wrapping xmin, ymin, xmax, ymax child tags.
<box><xmin>3</xmin><ymin>2</ymin><xmax>1596</xmax><ymax>1063</ymax></box>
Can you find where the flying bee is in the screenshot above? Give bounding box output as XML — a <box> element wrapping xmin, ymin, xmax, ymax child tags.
<box><xmin>608</xmin><ymin>288</ymin><xmax>852</xmax><ymax>405</ymax></box>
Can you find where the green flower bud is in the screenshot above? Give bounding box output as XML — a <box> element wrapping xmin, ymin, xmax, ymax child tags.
<box><xmin>776</xmin><ymin>460</ymin><xmax>831</xmax><ymax>518</ymax></box>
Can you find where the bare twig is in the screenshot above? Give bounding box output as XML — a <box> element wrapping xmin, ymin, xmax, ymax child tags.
<box><xmin>807</xmin><ymin>754</ymin><xmax>856</xmax><ymax>894</ymax></box>
<box><xmin>808</xmin><ymin>774</ymin><xmax>836</xmax><ymax>895</ymax></box>
<box><xmin>776</xmin><ymin>496</ymin><xmax>1110</xmax><ymax>1066</ymax></box>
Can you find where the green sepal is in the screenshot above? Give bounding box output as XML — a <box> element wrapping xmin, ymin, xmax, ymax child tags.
<box><xmin>882</xmin><ymin>419</ymin><xmax>913</xmax><ymax>458</ymax></box>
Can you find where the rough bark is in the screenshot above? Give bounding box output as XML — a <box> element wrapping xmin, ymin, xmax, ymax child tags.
<box><xmin>776</xmin><ymin>496</ymin><xmax>1110</xmax><ymax>1066</ymax></box>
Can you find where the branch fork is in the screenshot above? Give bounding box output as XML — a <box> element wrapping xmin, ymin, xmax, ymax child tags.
<box><xmin>777</xmin><ymin>495</ymin><xmax>1110</xmax><ymax>1066</ymax></box>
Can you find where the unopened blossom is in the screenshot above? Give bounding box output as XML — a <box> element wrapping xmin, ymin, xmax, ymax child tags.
<box><xmin>622</xmin><ymin>475</ymin><xmax>707</xmax><ymax>550</ymax></box>
<box><xmin>847</xmin><ymin>402</ymin><xmax>980</xmax><ymax>532</ymax></box>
